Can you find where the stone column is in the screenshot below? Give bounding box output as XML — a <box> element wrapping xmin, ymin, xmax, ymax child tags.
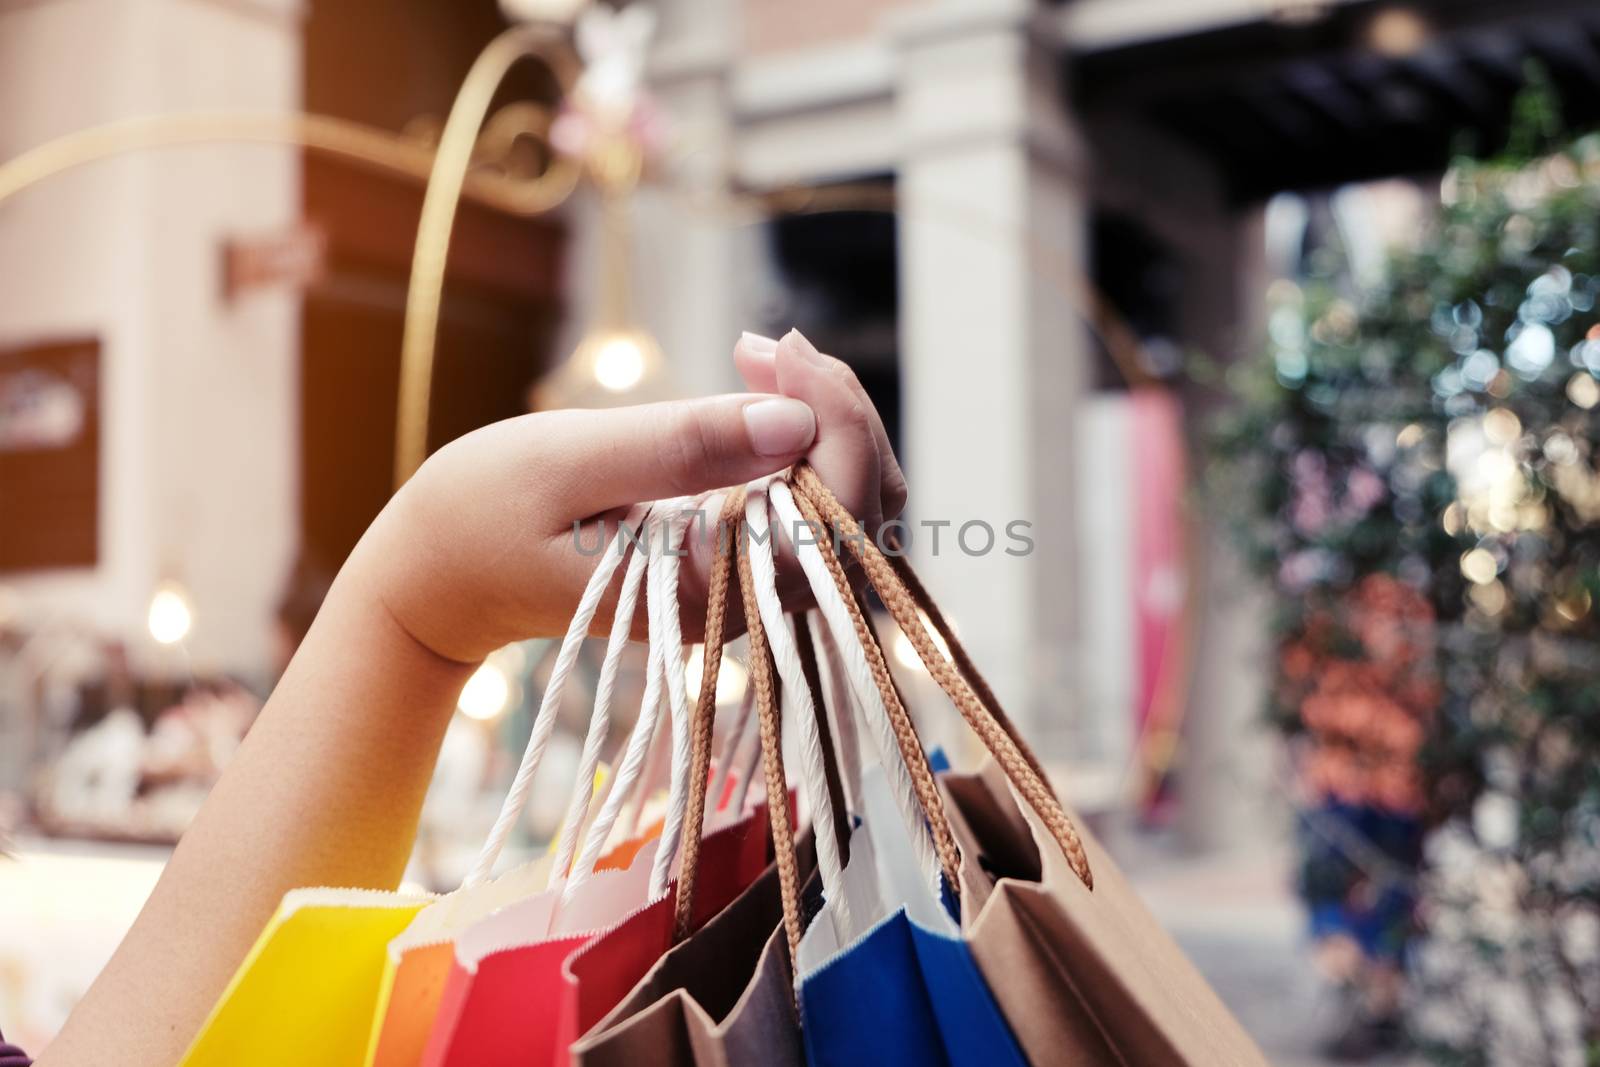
<box><xmin>891</xmin><ymin>0</ymin><xmax>1093</xmax><ymax>780</ymax></box>
<box><xmin>632</xmin><ymin>0</ymin><xmax>756</xmax><ymax>398</ymax></box>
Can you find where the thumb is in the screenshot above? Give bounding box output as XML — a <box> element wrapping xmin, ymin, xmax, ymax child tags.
<box><xmin>527</xmin><ymin>393</ymin><xmax>816</xmax><ymax>518</ymax></box>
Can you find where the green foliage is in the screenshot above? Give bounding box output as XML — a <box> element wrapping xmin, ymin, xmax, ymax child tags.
<box><xmin>1213</xmin><ymin>75</ymin><xmax>1600</xmax><ymax>1062</ymax></box>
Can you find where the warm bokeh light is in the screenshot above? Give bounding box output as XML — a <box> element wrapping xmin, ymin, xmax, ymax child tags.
<box><xmin>891</xmin><ymin>609</ymin><xmax>954</xmax><ymax>672</ymax></box>
<box><xmin>1366</xmin><ymin>6</ymin><xmax>1431</xmax><ymax>57</ymax></box>
<box><xmin>147</xmin><ymin>584</ymin><xmax>193</xmax><ymax>645</ymax></box>
<box><xmin>1482</xmin><ymin>408</ymin><xmax>1521</xmax><ymax>445</ymax></box>
<box><xmin>1567</xmin><ymin>373</ymin><xmax>1600</xmax><ymax>410</ymax></box>
<box><xmin>592</xmin><ymin>334</ymin><xmax>648</xmax><ymax>392</ymax></box>
<box><xmin>458</xmin><ymin>661</ymin><xmax>511</xmax><ymax>721</ymax></box>
<box><xmin>1460</xmin><ymin>547</ymin><xmax>1499</xmax><ymax>585</ymax></box>
<box><xmin>685</xmin><ymin>644</ymin><xmax>749</xmax><ymax>706</ymax></box>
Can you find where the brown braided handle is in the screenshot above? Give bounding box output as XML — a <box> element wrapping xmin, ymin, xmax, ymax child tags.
<box><xmin>789</xmin><ymin>463</ymin><xmax>1094</xmax><ymax>890</ymax></box>
<box><xmin>881</xmin><ymin>549</ymin><xmax>1056</xmax><ymax>798</ymax></box>
<box><xmin>734</xmin><ymin>509</ymin><xmax>808</xmax><ymax>972</ymax></box>
<box><xmin>781</xmin><ymin>484</ymin><xmax>965</xmax><ymax>894</ymax></box>
<box><xmin>671</xmin><ymin>489</ymin><xmax>747</xmax><ymax>941</ymax></box>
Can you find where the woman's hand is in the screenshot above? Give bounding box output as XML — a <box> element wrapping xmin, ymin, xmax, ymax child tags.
<box><xmin>45</xmin><ymin>327</ymin><xmax>903</xmax><ymax>1067</ymax></box>
<box><xmin>368</xmin><ymin>328</ymin><xmax>907</xmax><ymax>663</ymax></box>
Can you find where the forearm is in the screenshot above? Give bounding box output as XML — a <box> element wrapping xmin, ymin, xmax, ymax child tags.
<box><xmin>41</xmin><ymin>545</ymin><xmax>475</xmax><ymax>1067</ymax></box>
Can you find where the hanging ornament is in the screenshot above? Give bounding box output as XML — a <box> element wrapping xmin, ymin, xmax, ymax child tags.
<box><xmin>533</xmin><ymin>3</ymin><xmax>673</xmax><ymax>410</ymax></box>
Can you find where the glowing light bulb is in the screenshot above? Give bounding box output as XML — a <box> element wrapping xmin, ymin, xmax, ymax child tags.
<box><xmin>593</xmin><ymin>335</ymin><xmax>647</xmax><ymax>392</ymax></box>
<box><xmin>148</xmin><ymin>585</ymin><xmax>193</xmax><ymax>645</ymax></box>
<box><xmin>458</xmin><ymin>662</ymin><xmax>511</xmax><ymax>721</ymax></box>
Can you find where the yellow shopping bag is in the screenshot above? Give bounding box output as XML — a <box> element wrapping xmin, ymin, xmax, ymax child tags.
<box><xmin>178</xmin><ymin>888</ymin><xmax>430</xmax><ymax>1066</ymax></box>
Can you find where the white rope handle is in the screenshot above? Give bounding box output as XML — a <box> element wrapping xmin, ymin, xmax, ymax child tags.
<box><xmin>560</xmin><ymin>503</ymin><xmax>681</xmax><ymax>906</ymax></box>
<box><xmin>813</xmin><ymin>608</ymin><xmax>864</xmax><ymax>817</ymax></box>
<box><xmin>745</xmin><ymin>482</ymin><xmax>851</xmax><ymax>933</ymax></box>
<box><xmin>549</xmin><ymin>533</ymin><xmax>650</xmax><ymax>883</ymax></box>
<box><xmin>463</xmin><ymin>511</ymin><xmax>640</xmax><ymax>889</ymax></box>
<box><xmin>626</xmin><ymin>684</ymin><xmax>670</xmax><ymax>838</ymax></box>
<box><xmin>768</xmin><ymin>480</ymin><xmax>943</xmax><ymax>895</ymax></box>
<box><xmin>648</xmin><ymin>505</ymin><xmax>696</xmax><ymax>898</ymax></box>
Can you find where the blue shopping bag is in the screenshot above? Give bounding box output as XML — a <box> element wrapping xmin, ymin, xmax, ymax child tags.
<box><xmin>794</xmin><ymin>770</ymin><xmax>1027</xmax><ymax>1067</ymax></box>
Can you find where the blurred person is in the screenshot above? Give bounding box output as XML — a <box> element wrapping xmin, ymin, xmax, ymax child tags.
<box><xmin>9</xmin><ymin>330</ymin><xmax>904</xmax><ymax>1066</ymax></box>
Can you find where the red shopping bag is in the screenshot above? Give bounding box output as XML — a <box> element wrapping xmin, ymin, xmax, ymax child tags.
<box><xmin>554</xmin><ymin>806</ymin><xmax>771</xmax><ymax>1053</ymax></box>
<box><xmin>419</xmin><ymin>809</ymin><xmax>769</xmax><ymax>1067</ymax></box>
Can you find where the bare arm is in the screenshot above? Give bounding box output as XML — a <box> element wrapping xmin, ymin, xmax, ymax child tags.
<box><xmin>40</xmin><ymin>331</ymin><xmax>904</xmax><ymax>1065</ymax></box>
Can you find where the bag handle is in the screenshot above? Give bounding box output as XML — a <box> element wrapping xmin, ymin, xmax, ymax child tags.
<box><xmin>741</xmin><ymin>482</ymin><xmax>854</xmax><ymax>939</ymax></box>
<box><xmin>648</xmin><ymin>505</ymin><xmax>698</xmax><ymax>899</ymax></box>
<box><xmin>670</xmin><ymin>488</ymin><xmax>746</xmax><ymax>940</ymax></box>
<box><xmin>732</xmin><ymin>500</ymin><xmax>809</xmax><ymax>972</ymax></box>
<box><xmin>561</xmin><ymin>505</ymin><xmax>683</xmax><ymax>906</ymax></box>
<box><xmin>791</xmin><ymin>610</ymin><xmax>852</xmax><ymax>865</ymax></box>
<box><xmin>463</xmin><ymin>504</ymin><xmax>648</xmax><ymax>889</ymax></box>
<box><xmin>882</xmin><ymin>539</ymin><xmax>1054</xmax><ymax>794</ymax></box>
<box><xmin>549</xmin><ymin>520</ymin><xmax>651</xmax><ymax>885</ymax></box>
<box><xmin>811</xmin><ymin>609</ymin><xmax>864</xmax><ymax>819</ymax></box>
<box><xmin>787</xmin><ymin>463</ymin><xmax>1093</xmax><ymax>889</ymax></box>
<box><xmin>766</xmin><ymin>480</ymin><xmax>960</xmax><ymax>895</ymax></box>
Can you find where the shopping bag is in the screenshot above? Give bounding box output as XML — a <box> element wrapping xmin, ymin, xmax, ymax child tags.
<box><xmin>785</xmin><ymin>463</ymin><xmax>1269</xmax><ymax>1067</ymax></box>
<box><xmin>179</xmin><ymin>513</ymin><xmax>652</xmax><ymax>1067</ymax></box>
<box><xmin>419</xmin><ymin>812</ymin><xmax>768</xmax><ymax>1067</ymax></box>
<box><xmin>416</xmin><ymin>498</ymin><xmax>773</xmax><ymax>1067</ymax></box>
<box><xmin>795</xmin><ymin>777</ymin><xmax>1026</xmax><ymax>1067</ymax></box>
<box><xmin>367</xmin><ymin>511</ymin><xmax>660</xmax><ymax>1067</ymax></box>
<box><xmin>552</xmin><ymin>805</ymin><xmax>772</xmax><ymax>1053</ymax></box>
<box><xmin>739</xmin><ymin>480</ymin><xmax>1027</xmax><ymax>1067</ymax></box>
<box><xmin>177</xmin><ymin>888</ymin><xmax>430</xmax><ymax>1067</ymax></box>
<box><xmin>946</xmin><ymin>763</ymin><xmax>1270</xmax><ymax>1066</ymax></box>
<box><xmin>571</xmin><ymin>831</ymin><xmax>820</xmax><ymax>1067</ymax></box>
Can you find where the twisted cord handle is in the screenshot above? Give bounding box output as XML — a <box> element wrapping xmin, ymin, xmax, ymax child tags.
<box><xmin>671</xmin><ymin>489</ymin><xmax>747</xmax><ymax>941</ymax></box>
<box><xmin>789</xmin><ymin>463</ymin><xmax>1093</xmax><ymax>890</ymax></box>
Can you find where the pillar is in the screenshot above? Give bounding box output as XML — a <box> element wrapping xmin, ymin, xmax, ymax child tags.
<box><xmin>892</xmin><ymin>0</ymin><xmax>1092</xmax><ymax>778</ymax></box>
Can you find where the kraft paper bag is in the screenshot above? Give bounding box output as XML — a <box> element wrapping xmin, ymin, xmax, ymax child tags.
<box><xmin>571</xmin><ymin>832</ymin><xmax>818</xmax><ymax>1067</ymax></box>
<box><xmin>942</xmin><ymin>763</ymin><xmax>1271</xmax><ymax>1067</ymax></box>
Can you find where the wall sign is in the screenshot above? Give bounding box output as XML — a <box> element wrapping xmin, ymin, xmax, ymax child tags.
<box><xmin>0</xmin><ymin>336</ymin><xmax>100</xmax><ymax>571</ymax></box>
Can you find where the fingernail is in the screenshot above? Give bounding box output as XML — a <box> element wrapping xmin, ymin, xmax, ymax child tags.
<box><xmin>740</xmin><ymin>331</ymin><xmax>778</xmax><ymax>356</ymax></box>
<box><xmin>743</xmin><ymin>398</ymin><xmax>816</xmax><ymax>456</ymax></box>
<box><xmin>782</xmin><ymin>328</ymin><xmax>828</xmax><ymax>367</ymax></box>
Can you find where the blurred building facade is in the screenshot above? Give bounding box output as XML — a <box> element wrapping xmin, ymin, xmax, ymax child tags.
<box><xmin>7</xmin><ymin>0</ymin><xmax>1600</xmax><ymax>831</ymax></box>
<box><xmin>0</xmin><ymin>0</ymin><xmax>304</xmax><ymax>675</ymax></box>
<box><xmin>623</xmin><ymin>0</ymin><xmax>1267</xmax><ymax>822</ymax></box>
<box><xmin>627</xmin><ymin>0</ymin><xmax>1600</xmax><ymax>832</ymax></box>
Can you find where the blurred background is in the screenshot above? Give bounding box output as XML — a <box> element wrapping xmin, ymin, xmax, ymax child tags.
<box><xmin>3</xmin><ymin>0</ymin><xmax>1600</xmax><ymax>1062</ymax></box>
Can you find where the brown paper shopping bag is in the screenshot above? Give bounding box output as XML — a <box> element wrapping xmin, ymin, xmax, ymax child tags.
<box><xmin>945</xmin><ymin>765</ymin><xmax>1269</xmax><ymax>1066</ymax></box>
<box><xmin>786</xmin><ymin>462</ymin><xmax>1269</xmax><ymax>1067</ymax></box>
